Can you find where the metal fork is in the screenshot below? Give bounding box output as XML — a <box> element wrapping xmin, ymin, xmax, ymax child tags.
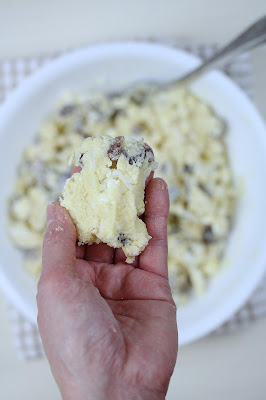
<box><xmin>110</xmin><ymin>15</ymin><xmax>266</xmax><ymax>97</ymax></box>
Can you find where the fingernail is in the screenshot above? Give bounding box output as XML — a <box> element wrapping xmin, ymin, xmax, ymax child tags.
<box><xmin>46</xmin><ymin>204</ymin><xmax>57</xmax><ymax>226</ymax></box>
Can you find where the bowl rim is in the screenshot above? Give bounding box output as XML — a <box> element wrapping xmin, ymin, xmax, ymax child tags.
<box><xmin>1</xmin><ymin>41</ymin><xmax>266</xmax><ymax>345</ymax></box>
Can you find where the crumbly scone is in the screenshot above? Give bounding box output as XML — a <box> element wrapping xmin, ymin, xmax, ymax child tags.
<box><xmin>60</xmin><ymin>135</ymin><xmax>157</xmax><ymax>262</ymax></box>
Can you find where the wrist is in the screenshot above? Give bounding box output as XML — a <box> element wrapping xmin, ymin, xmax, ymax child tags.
<box><xmin>61</xmin><ymin>380</ymin><xmax>165</xmax><ymax>400</ymax></box>
<box><xmin>112</xmin><ymin>385</ymin><xmax>165</xmax><ymax>400</ymax></box>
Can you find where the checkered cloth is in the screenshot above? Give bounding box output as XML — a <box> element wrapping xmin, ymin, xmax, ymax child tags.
<box><xmin>1</xmin><ymin>40</ymin><xmax>265</xmax><ymax>360</ymax></box>
<box><xmin>7</xmin><ymin>303</ymin><xmax>45</xmax><ymax>359</ymax></box>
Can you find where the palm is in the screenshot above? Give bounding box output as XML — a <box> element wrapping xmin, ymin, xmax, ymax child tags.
<box><xmin>74</xmin><ymin>256</ymin><xmax>177</xmax><ymax>394</ymax></box>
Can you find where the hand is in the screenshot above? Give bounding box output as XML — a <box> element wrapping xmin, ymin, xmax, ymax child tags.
<box><xmin>37</xmin><ymin>177</ymin><xmax>178</xmax><ymax>400</ymax></box>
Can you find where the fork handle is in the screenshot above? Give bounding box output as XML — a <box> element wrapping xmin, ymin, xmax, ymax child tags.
<box><xmin>175</xmin><ymin>15</ymin><xmax>266</xmax><ymax>86</ymax></box>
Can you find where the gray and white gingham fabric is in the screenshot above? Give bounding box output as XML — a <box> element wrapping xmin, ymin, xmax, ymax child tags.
<box><xmin>7</xmin><ymin>304</ymin><xmax>45</xmax><ymax>360</ymax></box>
<box><xmin>1</xmin><ymin>40</ymin><xmax>265</xmax><ymax>360</ymax></box>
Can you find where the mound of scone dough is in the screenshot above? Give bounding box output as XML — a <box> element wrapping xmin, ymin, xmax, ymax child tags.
<box><xmin>60</xmin><ymin>135</ymin><xmax>157</xmax><ymax>262</ymax></box>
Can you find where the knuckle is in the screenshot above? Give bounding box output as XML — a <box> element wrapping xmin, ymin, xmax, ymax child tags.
<box><xmin>37</xmin><ymin>272</ymin><xmax>57</xmax><ymax>299</ymax></box>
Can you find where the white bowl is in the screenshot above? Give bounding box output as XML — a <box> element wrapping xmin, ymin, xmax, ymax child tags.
<box><xmin>1</xmin><ymin>42</ymin><xmax>266</xmax><ymax>346</ymax></box>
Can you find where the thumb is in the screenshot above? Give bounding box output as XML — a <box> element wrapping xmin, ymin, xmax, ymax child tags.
<box><xmin>41</xmin><ymin>202</ymin><xmax>77</xmax><ymax>280</ymax></box>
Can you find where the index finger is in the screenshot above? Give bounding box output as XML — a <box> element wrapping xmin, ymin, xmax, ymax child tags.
<box><xmin>139</xmin><ymin>178</ymin><xmax>169</xmax><ymax>279</ymax></box>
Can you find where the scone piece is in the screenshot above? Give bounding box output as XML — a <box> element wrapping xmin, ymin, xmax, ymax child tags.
<box><xmin>60</xmin><ymin>135</ymin><xmax>157</xmax><ymax>262</ymax></box>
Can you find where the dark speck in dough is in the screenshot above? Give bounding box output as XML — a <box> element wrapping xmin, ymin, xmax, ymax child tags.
<box><xmin>59</xmin><ymin>104</ymin><xmax>76</xmax><ymax>116</ymax></box>
<box><xmin>202</xmin><ymin>225</ymin><xmax>215</xmax><ymax>244</ymax></box>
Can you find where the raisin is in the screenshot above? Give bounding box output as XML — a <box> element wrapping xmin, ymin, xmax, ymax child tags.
<box><xmin>108</xmin><ymin>138</ymin><xmax>122</xmax><ymax>161</ymax></box>
<box><xmin>198</xmin><ymin>183</ymin><xmax>212</xmax><ymax>197</ymax></box>
<box><xmin>79</xmin><ymin>153</ymin><xmax>85</xmax><ymax>167</ymax></box>
<box><xmin>59</xmin><ymin>104</ymin><xmax>76</xmax><ymax>116</ymax></box>
<box><xmin>109</xmin><ymin>108</ymin><xmax>123</xmax><ymax>123</ymax></box>
<box><xmin>122</xmin><ymin>149</ymin><xmax>141</xmax><ymax>165</ymax></box>
<box><xmin>129</xmin><ymin>154</ymin><xmax>140</xmax><ymax>165</ymax></box>
<box><xmin>118</xmin><ymin>233</ymin><xmax>129</xmax><ymax>245</ymax></box>
<box><xmin>202</xmin><ymin>225</ymin><xmax>215</xmax><ymax>244</ymax></box>
<box><xmin>123</xmin><ymin>143</ymin><xmax>154</xmax><ymax>165</ymax></box>
<box><xmin>130</xmin><ymin>91</ymin><xmax>146</xmax><ymax>106</ymax></box>
<box><xmin>183</xmin><ymin>164</ymin><xmax>194</xmax><ymax>174</ymax></box>
<box><xmin>144</xmin><ymin>143</ymin><xmax>154</xmax><ymax>162</ymax></box>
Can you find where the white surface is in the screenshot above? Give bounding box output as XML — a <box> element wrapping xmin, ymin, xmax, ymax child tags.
<box><xmin>1</xmin><ymin>291</ymin><xmax>266</xmax><ymax>400</ymax></box>
<box><xmin>0</xmin><ymin>1</ymin><xmax>266</xmax><ymax>399</ymax></box>
<box><xmin>0</xmin><ymin>0</ymin><xmax>266</xmax><ymax>56</ymax></box>
<box><xmin>1</xmin><ymin>43</ymin><xmax>266</xmax><ymax>347</ymax></box>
